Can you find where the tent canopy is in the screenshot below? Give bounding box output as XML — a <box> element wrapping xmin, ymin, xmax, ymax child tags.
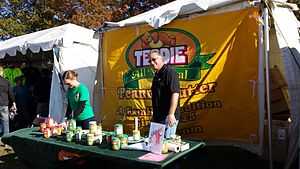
<box><xmin>0</xmin><ymin>23</ymin><xmax>98</xmax><ymax>58</ymax></box>
<box><xmin>104</xmin><ymin>0</ymin><xmax>245</xmax><ymax>28</ymax></box>
<box><xmin>0</xmin><ymin>23</ymin><xmax>99</xmax><ymax>123</ymax></box>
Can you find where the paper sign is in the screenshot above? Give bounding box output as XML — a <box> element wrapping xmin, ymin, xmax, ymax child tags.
<box><xmin>138</xmin><ymin>152</ymin><xmax>168</xmax><ymax>162</ymax></box>
<box><xmin>148</xmin><ymin>122</ymin><xmax>165</xmax><ymax>154</ymax></box>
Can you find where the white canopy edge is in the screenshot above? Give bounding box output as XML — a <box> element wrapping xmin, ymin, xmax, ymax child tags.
<box><xmin>0</xmin><ymin>23</ymin><xmax>98</xmax><ymax>58</ymax></box>
<box><xmin>104</xmin><ymin>0</ymin><xmax>249</xmax><ymax>29</ymax></box>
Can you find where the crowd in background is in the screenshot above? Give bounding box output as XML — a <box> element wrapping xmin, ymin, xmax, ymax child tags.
<box><xmin>1</xmin><ymin>63</ymin><xmax>52</xmax><ymax>133</ymax></box>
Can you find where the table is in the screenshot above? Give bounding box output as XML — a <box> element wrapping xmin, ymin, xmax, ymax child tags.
<box><xmin>2</xmin><ymin>127</ymin><xmax>205</xmax><ymax>169</ymax></box>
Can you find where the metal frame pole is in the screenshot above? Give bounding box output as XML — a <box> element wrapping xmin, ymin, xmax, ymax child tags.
<box><xmin>263</xmin><ymin>6</ymin><xmax>273</xmax><ymax>169</ymax></box>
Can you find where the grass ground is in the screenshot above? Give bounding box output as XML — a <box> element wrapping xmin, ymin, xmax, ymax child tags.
<box><xmin>0</xmin><ymin>144</ymin><xmax>29</xmax><ymax>169</ymax></box>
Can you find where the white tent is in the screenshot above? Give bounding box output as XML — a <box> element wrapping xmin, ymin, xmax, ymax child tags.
<box><xmin>0</xmin><ymin>23</ymin><xmax>99</xmax><ymax>123</ymax></box>
<box><xmin>104</xmin><ymin>0</ymin><xmax>244</xmax><ymax>28</ymax></box>
<box><xmin>97</xmin><ymin>0</ymin><xmax>300</xmax><ymax>168</ymax></box>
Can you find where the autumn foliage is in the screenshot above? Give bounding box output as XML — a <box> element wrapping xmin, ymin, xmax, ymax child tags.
<box><xmin>0</xmin><ymin>0</ymin><xmax>174</xmax><ymax>40</ymax></box>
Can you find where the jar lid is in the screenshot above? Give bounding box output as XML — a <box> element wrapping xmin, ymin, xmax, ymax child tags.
<box><xmin>89</xmin><ymin>121</ymin><xmax>97</xmax><ymax>125</ymax></box>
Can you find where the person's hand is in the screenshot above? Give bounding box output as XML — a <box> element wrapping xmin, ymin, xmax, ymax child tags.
<box><xmin>167</xmin><ymin>114</ymin><xmax>176</xmax><ymax>127</ymax></box>
<box><xmin>10</xmin><ymin>102</ymin><xmax>17</xmax><ymax>113</ymax></box>
<box><xmin>9</xmin><ymin>102</ymin><xmax>17</xmax><ymax>120</ymax></box>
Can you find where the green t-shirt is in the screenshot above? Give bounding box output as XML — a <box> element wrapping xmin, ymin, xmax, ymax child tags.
<box><xmin>4</xmin><ymin>67</ymin><xmax>23</xmax><ymax>86</ymax></box>
<box><xmin>67</xmin><ymin>83</ymin><xmax>94</xmax><ymax>121</ymax></box>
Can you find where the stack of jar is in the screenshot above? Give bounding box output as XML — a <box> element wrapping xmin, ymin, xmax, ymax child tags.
<box><xmin>87</xmin><ymin>121</ymin><xmax>102</xmax><ymax>146</ymax></box>
<box><xmin>65</xmin><ymin>119</ymin><xmax>77</xmax><ymax>142</ymax></box>
<box><xmin>40</xmin><ymin>117</ymin><xmax>64</xmax><ymax>138</ymax></box>
<box><xmin>111</xmin><ymin>123</ymin><xmax>128</xmax><ymax>150</ymax></box>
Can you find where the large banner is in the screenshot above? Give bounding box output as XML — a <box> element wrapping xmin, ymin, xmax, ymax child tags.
<box><xmin>97</xmin><ymin>7</ymin><xmax>260</xmax><ymax>143</ymax></box>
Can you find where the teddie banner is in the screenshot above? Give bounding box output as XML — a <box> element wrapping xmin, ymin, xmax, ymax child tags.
<box><xmin>123</xmin><ymin>28</ymin><xmax>214</xmax><ymax>88</ymax></box>
<box><xmin>98</xmin><ymin>7</ymin><xmax>260</xmax><ymax>144</ymax></box>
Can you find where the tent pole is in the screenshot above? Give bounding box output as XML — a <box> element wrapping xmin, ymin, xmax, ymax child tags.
<box><xmin>263</xmin><ymin>6</ymin><xmax>273</xmax><ymax>169</ymax></box>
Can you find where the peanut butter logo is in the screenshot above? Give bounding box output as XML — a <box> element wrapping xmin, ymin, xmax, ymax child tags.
<box><xmin>124</xmin><ymin>28</ymin><xmax>214</xmax><ymax>88</ymax></box>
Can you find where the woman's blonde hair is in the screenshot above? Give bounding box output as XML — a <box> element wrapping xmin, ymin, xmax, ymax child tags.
<box><xmin>62</xmin><ymin>70</ymin><xmax>78</xmax><ymax>80</ymax></box>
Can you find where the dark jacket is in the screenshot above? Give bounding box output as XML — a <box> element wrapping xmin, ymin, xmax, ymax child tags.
<box><xmin>0</xmin><ymin>76</ymin><xmax>15</xmax><ymax>106</ymax></box>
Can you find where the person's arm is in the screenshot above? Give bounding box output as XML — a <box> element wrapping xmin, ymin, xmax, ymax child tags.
<box><xmin>167</xmin><ymin>92</ymin><xmax>179</xmax><ymax>126</ymax></box>
<box><xmin>166</xmin><ymin>68</ymin><xmax>180</xmax><ymax>126</ymax></box>
<box><xmin>73</xmin><ymin>101</ymin><xmax>86</xmax><ymax>117</ymax></box>
<box><xmin>66</xmin><ymin>103</ymin><xmax>72</xmax><ymax>119</ymax></box>
<box><xmin>8</xmin><ymin>83</ymin><xmax>17</xmax><ymax>112</ymax></box>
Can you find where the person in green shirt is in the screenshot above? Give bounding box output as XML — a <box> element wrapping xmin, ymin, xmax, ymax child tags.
<box><xmin>62</xmin><ymin>70</ymin><xmax>95</xmax><ymax>129</ymax></box>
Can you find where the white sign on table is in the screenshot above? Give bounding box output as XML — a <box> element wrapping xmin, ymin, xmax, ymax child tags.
<box><xmin>148</xmin><ymin>122</ymin><xmax>165</xmax><ymax>154</ymax></box>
